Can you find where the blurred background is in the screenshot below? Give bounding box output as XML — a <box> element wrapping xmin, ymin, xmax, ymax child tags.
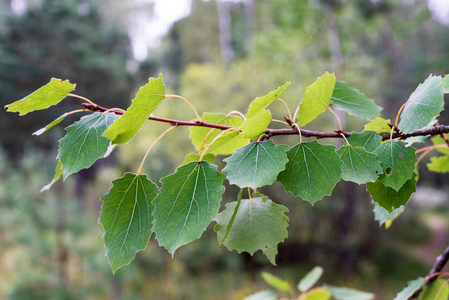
<box><xmin>1</xmin><ymin>0</ymin><xmax>449</xmax><ymax>299</ymax></box>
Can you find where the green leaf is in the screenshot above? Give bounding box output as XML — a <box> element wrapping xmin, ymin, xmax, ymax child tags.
<box><xmin>399</xmin><ymin>74</ymin><xmax>445</xmax><ymax>134</ymax></box>
<box><xmin>367</xmin><ymin>173</ymin><xmax>417</xmax><ymax>212</ymax></box>
<box><xmin>58</xmin><ymin>112</ymin><xmax>120</xmax><ymax>179</ymax></box>
<box><xmin>261</xmin><ymin>272</ymin><xmax>291</xmax><ymax>292</ymax></box>
<box><xmin>214</xmin><ymin>196</ymin><xmax>289</xmax><ymax>265</ymax></box>
<box><xmin>297</xmin><ymin>72</ymin><xmax>336</xmax><ymax>126</ymax></box>
<box><xmin>223</xmin><ymin>140</ymin><xmax>288</xmax><ymax>189</ymax></box>
<box><xmin>372</xmin><ymin>202</ymin><xmax>404</xmax><ymax>229</ymax></box>
<box><xmin>337</xmin><ymin>145</ymin><xmax>383</xmax><ymax>184</ymax></box>
<box><xmin>152</xmin><ymin>161</ymin><xmax>225</xmax><ymax>254</ymax></box>
<box><xmin>103</xmin><ymin>75</ymin><xmax>165</xmax><ymax>144</ymax></box>
<box><xmin>5</xmin><ymin>78</ymin><xmax>76</xmax><ymax>115</ymax></box>
<box><xmin>239</xmin><ymin>82</ymin><xmax>290</xmax><ymax>139</ymax></box>
<box><xmin>244</xmin><ymin>290</ymin><xmax>277</xmax><ymax>300</ymax></box>
<box><xmin>431</xmin><ymin>136</ymin><xmax>449</xmax><ymax>155</ymax></box>
<box><xmin>33</xmin><ymin>112</ymin><xmax>70</xmax><ymax>136</ymax></box>
<box><xmin>277</xmin><ymin>141</ymin><xmax>342</xmax><ymax>204</ymax></box>
<box><xmin>219</xmin><ymin>189</ymin><xmax>243</xmax><ymax>245</ymax></box>
<box><xmin>240</xmin><ymin>109</ymin><xmax>272</xmax><ymax>139</ymax></box>
<box><xmin>419</xmin><ymin>279</ymin><xmax>449</xmax><ymax>300</ymax></box>
<box><xmin>298</xmin><ymin>266</ymin><xmax>324</xmax><ymax>292</ymax></box>
<box><xmin>246</xmin><ymin>82</ymin><xmax>290</xmax><ymax>118</ymax></box>
<box><xmin>323</xmin><ymin>285</ymin><xmax>374</xmax><ymax>300</ymax></box>
<box><xmin>374</xmin><ymin>140</ymin><xmax>417</xmax><ymax>191</ymax></box>
<box><xmin>189</xmin><ymin>113</ymin><xmax>249</xmax><ymax>155</ymax></box>
<box><xmin>364</xmin><ymin>117</ymin><xmax>391</xmax><ymax>133</ymax></box>
<box><xmin>393</xmin><ymin>277</ymin><xmax>424</xmax><ymax>300</ymax></box>
<box><xmin>347</xmin><ymin>131</ymin><xmax>381</xmax><ymax>153</ymax></box>
<box><xmin>182</xmin><ymin>152</ymin><xmax>214</xmax><ymax>165</ymax></box>
<box><xmin>302</xmin><ymin>288</ymin><xmax>331</xmax><ymax>300</ymax></box>
<box><xmin>99</xmin><ymin>173</ymin><xmax>158</xmax><ymax>273</ymax></box>
<box><xmin>442</xmin><ymin>74</ymin><xmax>449</xmax><ymax>93</ymax></box>
<box><xmin>41</xmin><ymin>160</ymin><xmax>63</xmax><ymax>192</ymax></box>
<box><xmin>330</xmin><ymin>81</ymin><xmax>381</xmax><ymax>120</ymax></box>
<box><xmin>427</xmin><ymin>156</ymin><xmax>449</xmax><ymax>173</ymax></box>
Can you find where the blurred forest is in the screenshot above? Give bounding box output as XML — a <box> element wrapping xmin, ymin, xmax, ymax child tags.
<box><xmin>1</xmin><ymin>0</ymin><xmax>449</xmax><ymax>299</ymax></box>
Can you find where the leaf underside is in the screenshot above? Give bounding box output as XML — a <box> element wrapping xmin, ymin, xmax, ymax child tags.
<box><xmin>214</xmin><ymin>197</ymin><xmax>289</xmax><ymax>265</ymax></box>
<box><xmin>277</xmin><ymin>140</ymin><xmax>342</xmax><ymax>204</ymax></box>
<box><xmin>372</xmin><ymin>202</ymin><xmax>404</xmax><ymax>229</ymax></box>
<box><xmin>223</xmin><ymin>140</ymin><xmax>288</xmax><ymax>189</ymax></box>
<box><xmin>58</xmin><ymin>112</ymin><xmax>120</xmax><ymax>179</ymax></box>
<box><xmin>152</xmin><ymin>161</ymin><xmax>226</xmax><ymax>254</ymax></box>
<box><xmin>399</xmin><ymin>74</ymin><xmax>444</xmax><ymax>134</ymax></box>
<box><xmin>99</xmin><ymin>173</ymin><xmax>158</xmax><ymax>273</ymax></box>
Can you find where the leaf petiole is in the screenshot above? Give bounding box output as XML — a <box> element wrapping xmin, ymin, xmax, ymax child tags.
<box><xmin>136</xmin><ymin>126</ymin><xmax>177</xmax><ymax>176</ymax></box>
<box><xmin>67</xmin><ymin>93</ymin><xmax>97</xmax><ymax>107</ymax></box>
<box><xmin>165</xmin><ymin>94</ymin><xmax>201</xmax><ymax>121</ymax></box>
<box><xmin>198</xmin><ymin>128</ymin><xmax>234</xmax><ymax>161</ymax></box>
<box><xmin>277</xmin><ymin>97</ymin><xmax>292</xmax><ymax>121</ymax></box>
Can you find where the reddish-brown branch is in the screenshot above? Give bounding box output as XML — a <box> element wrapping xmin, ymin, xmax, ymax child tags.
<box><xmin>82</xmin><ymin>103</ymin><xmax>449</xmax><ymax>141</ymax></box>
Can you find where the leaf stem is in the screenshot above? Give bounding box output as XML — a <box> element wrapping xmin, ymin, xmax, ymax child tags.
<box><xmin>198</xmin><ymin>128</ymin><xmax>234</xmax><ymax>161</ymax></box>
<box><xmin>68</xmin><ymin>93</ymin><xmax>97</xmax><ymax>107</ymax></box>
<box><xmin>293</xmin><ymin>123</ymin><xmax>303</xmax><ymax>144</ymax></box>
<box><xmin>271</xmin><ymin>119</ymin><xmax>290</xmax><ymax>126</ymax></box>
<box><xmin>277</xmin><ymin>98</ymin><xmax>292</xmax><ymax>121</ymax></box>
<box><xmin>415</xmin><ymin>144</ymin><xmax>448</xmax><ymax>154</ymax></box>
<box><xmin>136</xmin><ymin>126</ymin><xmax>177</xmax><ymax>176</ymax></box>
<box><xmin>198</xmin><ymin>128</ymin><xmax>217</xmax><ymax>152</ymax></box>
<box><xmin>395</xmin><ymin>102</ymin><xmax>407</xmax><ymax>129</ymax></box>
<box><xmin>226</xmin><ymin>110</ymin><xmax>246</xmax><ymax>120</ymax></box>
<box><xmin>65</xmin><ymin>109</ymin><xmax>90</xmax><ymax>116</ymax></box>
<box><xmin>103</xmin><ymin>108</ymin><xmax>127</xmax><ymax>114</ymax></box>
<box><xmin>165</xmin><ymin>94</ymin><xmax>201</xmax><ymax>121</ymax></box>
<box><xmin>293</xmin><ymin>104</ymin><xmax>300</xmax><ymax>122</ymax></box>
<box><xmin>326</xmin><ymin>105</ymin><xmax>343</xmax><ymax>132</ymax></box>
<box><xmin>340</xmin><ymin>132</ymin><xmax>350</xmax><ymax>146</ymax></box>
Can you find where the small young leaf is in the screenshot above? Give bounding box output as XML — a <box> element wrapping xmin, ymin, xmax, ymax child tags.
<box><xmin>214</xmin><ymin>196</ymin><xmax>289</xmax><ymax>265</ymax></box>
<box><xmin>240</xmin><ymin>109</ymin><xmax>272</xmax><ymax>139</ymax></box>
<box><xmin>419</xmin><ymin>279</ymin><xmax>449</xmax><ymax>300</ymax></box>
<box><xmin>399</xmin><ymin>74</ymin><xmax>445</xmax><ymax>134</ymax></box>
<box><xmin>99</xmin><ymin>173</ymin><xmax>158</xmax><ymax>273</ymax></box>
<box><xmin>41</xmin><ymin>160</ymin><xmax>63</xmax><ymax>192</ymax></box>
<box><xmin>337</xmin><ymin>145</ymin><xmax>383</xmax><ymax>184</ymax></box>
<box><xmin>393</xmin><ymin>277</ymin><xmax>424</xmax><ymax>300</ymax></box>
<box><xmin>297</xmin><ymin>72</ymin><xmax>336</xmax><ymax>126</ymax></box>
<box><xmin>431</xmin><ymin>136</ymin><xmax>449</xmax><ymax>155</ymax></box>
<box><xmin>152</xmin><ymin>161</ymin><xmax>226</xmax><ymax>254</ymax></box>
<box><xmin>58</xmin><ymin>112</ymin><xmax>120</xmax><ymax>179</ymax></box>
<box><xmin>302</xmin><ymin>288</ymin><xmax>331</xmax><ymax>300</ymax></box>
<box><xmin>367</xmin><ymin>174</ymin><xmax>417</xmax><ymax>212</ymax></box>
<box><xmin>372</xmin><ymin>202</ymin><xmax>404</xmax><ymax>229</ymax></box>
<box><xmin>347</xmin><ymin>131</ymin><xmax>381</xmax><ymax>153</ymax></box>
<box><xmin>374</xmin><ymin>140</ymin><xmax>417</xmax><ymax>191</ymax></box>
<box><xmin>277</xmin><ymin>141</ymin><xmax>342</xmax><ymax>204</ymax></box>
<box><xmin>182</xmin><ymin>152</ymin><xmax>214</xmax><ymax>165</ymax></box>
<box><xmin>330</xmin><ymin>81</ymin><xmax>381</xmax><ymax>120</ymax></box>
<box><xmin>189</xmin><ymin>112</ymin><xmax>249</xmax><ymax>155</ymax></box>
<box><xmin>244</xmin><ymin>290</ymin><xmax>277</xmax><ymax>300</ymax></box>
<box><xmin>5</xmin><ymin>78</ymin><xmax>76</xmax><ymax>115</ymax></box>
<box><xmin>323</xmin><ymin>284</ymin><xmax>374</xmax><ymax>300</ymax></box>
<box><xmin>298</xmin><ymin>266</ymin><xmax>324</xmax><ymax>292</ymax></box>
<box><xmin>103</xmin><ymin>75</ymin><xmax>165</xmax><ymax>144</ymax></box>
<box><xmin>427</xmin><ymin>156</ymin><xmax>449</xmax><ymax>173</ymax></box>
<box><xmin>239</xmin><ymin>82</ymin><xmax>290</xmax><ymax>139</ymax></box>
<box><xmin>261</xmin><ymin>272</ymin><xmax>291</xmax><ymax>292</ymax></box>
<box><xmin>364</xmin><ymin>117</ymin><xmax>391</xmax><ymax>133</ymax></box>
<box><xmin>33</xmin><ymin>112</ymin><xmax>70</xmax><ymax>136</ymax></box>
<box><xmin>223</xmin><ymin>140</ymin><xmax>288</xmax><ymax>189</ymax></box>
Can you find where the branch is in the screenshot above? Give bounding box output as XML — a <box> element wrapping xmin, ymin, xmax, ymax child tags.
<box><xmin>409</xmin><ymin>244</ymin><xmax>449</xmax><ymax>299</ymax></box>
<box><xmin>82</xmin><ymin>103</ymin><xmax>449</xmax><ymax>141</ymax></box>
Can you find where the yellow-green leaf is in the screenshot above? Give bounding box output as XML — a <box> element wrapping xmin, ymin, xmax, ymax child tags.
<box><xmin>297</xmin><ymin>72</ymin><xmax>336</xmax><ymax>126</ymax></box>
<box><xmin>364</xmin><ymin>117</ymin><xmax>391</xmax><ymax>133</ymax></box>
<box><xmin>5</xmin><ymin>78</ymin><xmax>75</xmax><ymax>115</ymax></box>
<box><xmin>103</xmin><ymin>75</ymin><xmax>165</xmax><ymax>144</ymax></box>
<box><xmin>427</xmin><ymin>156</ymin><xmax>449</xmax><ymax>173</ymax></box>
